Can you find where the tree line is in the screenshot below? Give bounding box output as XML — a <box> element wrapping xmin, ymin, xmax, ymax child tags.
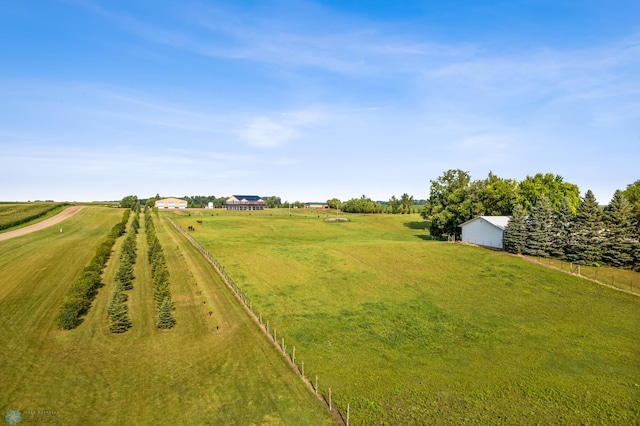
<box><xmin>145</xmin><ymin>207</ymin><xmax>176</xmax><ymax>329</ymax></box>
<box><xmin>55</xmin><ymin>210</ymin><xmax>130</xmax><ymax>329</ymax></box>
<box><xmin>122</xmin><ymin>194</ymin><xmax>285</xmax><ymax>209</ymax></box>
<box><xmin>107</xmin><ymin>204</ymin><xmax>140</xmax><ymax>333</ymax></box>
<box><xmin>504</xmin><ymin>190</ymin><xmax>640</xmax><ymax>270</ymax></box>
<box><xmin>420</xmin><ymin>170</ymin><xmax>639</xmax><ymax>237</ymax></box>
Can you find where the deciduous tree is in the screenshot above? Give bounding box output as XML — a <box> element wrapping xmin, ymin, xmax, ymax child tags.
<box><xmin>400</xmin><ymin>193</ymin><xmax>414</xmax><ymax>214</ymax></box>
<box><xmin>622</xmin><ymin>179</ymin><xmax>640</xmax><ymax>214</ymax></box>
<box><xmin>516</xmin><ymin>173</ymin><xmax>580</xmax><ymax>213</ymax></box>
<box><xmin>421</xmin><ymin>169</ymin><xmax>477</xmax><ymax>238</ymax></box>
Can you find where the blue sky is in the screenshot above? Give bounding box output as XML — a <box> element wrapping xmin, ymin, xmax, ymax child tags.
<box><xmin>1</xmin><ymin>1</ymin><xmax>638</xmax><ymax>203</ymax></box>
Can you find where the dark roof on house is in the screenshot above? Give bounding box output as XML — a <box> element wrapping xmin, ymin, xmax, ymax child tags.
<box><xmin>232</xmin><ymin>195</ymin><xmax>262</xmax><ymax>202</ymax></box>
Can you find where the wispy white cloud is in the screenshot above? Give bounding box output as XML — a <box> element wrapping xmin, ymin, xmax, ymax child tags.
<box><xmin>237</xmin><ymin>109</ymin><xmax>328</xmax><ymax>148</ymax></box>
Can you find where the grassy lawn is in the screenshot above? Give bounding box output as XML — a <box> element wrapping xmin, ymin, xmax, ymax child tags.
<box><xmin>0</xmin><ymin>207</ymin><xmax>333</xmax><ymax>425</ymax></box>
<box><xmin>172</xmin><ymin>208</ymin><xmax>640</xmax><ymax>425</ymax></box>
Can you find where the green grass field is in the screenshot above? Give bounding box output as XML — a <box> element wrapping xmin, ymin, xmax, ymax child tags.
<box><xmin>172</xmin><ymin>208</ymin><xmax>640</xmax><ymax>424</ymax></box>
<box><xmin>0</xmin><ymin>207</ymin><xmax>333</xmax><ymax>425</ymax></box>
<box><xmin>0</xmin><ymin>202</ymin><xmax>68</xmax><ymax>232</ymax></box>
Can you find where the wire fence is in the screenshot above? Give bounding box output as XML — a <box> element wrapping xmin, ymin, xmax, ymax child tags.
<box><xmin>524</xmin><ymin>255</ymin><xmax>639</xmax><ymax>296</ymax></box>
<box><xmin>166</xmin><ymin>217</ymin><xmax>349</xmax><ymax>425</ymax></box>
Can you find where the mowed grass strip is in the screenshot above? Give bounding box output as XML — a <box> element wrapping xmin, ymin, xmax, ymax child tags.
<box><xmin>0</xmin><ymin>207</ymin><xmax>334</xmax><ymax>425</ymax></box>
<box><xmin>173</xmin><ymin>208</ymin><xmax>640</xmax><ymax>425</ymax></box>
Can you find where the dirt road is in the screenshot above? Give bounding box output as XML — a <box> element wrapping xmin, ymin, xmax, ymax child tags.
<box><xmin>0</xmin><ymin>206</ymin><xmax>85</xmax><ymax>242</ymax></box>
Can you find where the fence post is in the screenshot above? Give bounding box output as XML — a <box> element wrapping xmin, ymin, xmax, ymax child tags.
<box><xmin>347</xmin><ymin>403</ymin><xmax>350</xmax><ymax>426</ymax></box>
<box><xmin>329</xmin><ymin>388</ymin><xmax>332</xmax><ymax>410</ymax></box>
<box><xmin>315</xmin><ymin>375</ymin><xmax>318</xmax><ymax>394</ymax></box>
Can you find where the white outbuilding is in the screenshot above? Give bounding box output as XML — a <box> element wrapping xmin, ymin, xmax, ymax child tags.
<box><xmin>459</xmin><ymin>216</ymin><xmax>511</xmax><ymax>249</ymax></box>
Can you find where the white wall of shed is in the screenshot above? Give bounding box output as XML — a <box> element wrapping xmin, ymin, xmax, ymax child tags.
<box><xmin>461</xmin><ymin>219</ymin><xmax>504</xmax><ymax>249</ymax></box>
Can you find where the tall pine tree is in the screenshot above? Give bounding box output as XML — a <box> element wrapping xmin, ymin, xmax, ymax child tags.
<box><xmin>503</xmin><ymin>204</ymin><xmax>527</xmax><ymax>254</ymax></box>
<box><xmin>631</xmin><ymin>210</ymin><xmax>640</xmax><ymax>271</ymax></box>
<box><xmin>550</xmin><ymin>198</ymin><xmax>575</xmax><ymax>260</ymax></box>
<box><xmin>570</xmin><ymin>190</ymin><xmax>603</xmax><ymax>265</ymax></box>
<box><xmin>602</xmin><ymin>190</ymin><xmax>635</xmax><ymax>268</ymax></box>
<box><xmin>524</xmin><ymin>195</ymin><xmax>554</xmax><ymax>258</ymax></box>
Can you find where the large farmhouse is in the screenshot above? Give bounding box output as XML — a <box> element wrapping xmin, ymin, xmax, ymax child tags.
<box><xmin>224</xmin><ymin>195</ymin><xmax>265</xmax><ymax>211</ymax></box>
<box><xmin>155</xmin><ymin>197</ymin><xmax>187</xmax><ymax>209</ymax></box>
<box><xmin>459</xmin><ymin>216</ymin><xmax>510</xmax><ymax>249</ymax></box>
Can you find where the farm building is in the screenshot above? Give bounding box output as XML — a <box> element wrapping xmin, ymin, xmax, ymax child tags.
<box><xmin>155</xmin><ymin>197</ymin><xmax>187</xmax><ymax>209</ymax></box>
<box><xmin>224</xmin><ymin>195</ymin><xmax>265</xmax><ymax>211</ymax></box>
<box><xmin>304</xmin><ymin>202</ymin><xmax>329</xmax><ymax>209</ymax></box>
<box><xmin>459</xmin><ymin>216</ymin><xmax>510</xmax><ymax>249</ymax></box>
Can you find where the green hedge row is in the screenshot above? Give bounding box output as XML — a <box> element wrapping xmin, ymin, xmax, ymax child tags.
<box><xmin>107</xmin><ymin>209</ymin><xmax>139</xmax><ymax>333</ymax></box>
<box><xmin>145</xmin><ymin>208</ymin><xmax>176</xmax><ymax>329</ymax></box>
<box><xmin>55</xmin><ymin>209</ymin><xmax>131</xmax><ymax>330</ymax></box>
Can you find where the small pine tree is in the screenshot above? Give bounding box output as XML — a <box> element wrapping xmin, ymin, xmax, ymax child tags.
<box><xmin>107</xmin><ymin>282</ymin><xmax>127</xmax><ymax>317</ymax></box>
<box><xmin>524</xmin><ymin>195</ymin><xmax>554</xmax><ymax>258</ymax></box>
<box><xmin>503</xmin><ymin>204</ymin><xmax>527</xmax><ymax>254</ymax></box>
<box><xmin>154</xmin><ymin>282</ymin><xmax>171</xmax><ymax>307</ymax></box>
<box><xmin>157</xmin><ymin>297</ymin><xmax>176</xmax><ymax>329</ymax></box>
<box><xmin>108</xmin><ymin>299</ymin><xmax>132</xmax><ymax>333</ymax></box>
<box><xmin>115</xmin><ymin>259</ymin><xmax>134</xmax><ymax>290</ymax></box>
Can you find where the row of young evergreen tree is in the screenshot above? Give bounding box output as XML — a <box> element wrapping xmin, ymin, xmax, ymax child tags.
<box><xmin>55</xmin><ymin>209</ymin><xmax>130</xmax><ymax>329</ymax></box>
<box><xmin>107</xmin><ymin>205</ymin><xmax>140</xmax><ymax>333</ymax></box>
<box><xmin>503</xmin><ymin>190</ymin><xmax>640</xmax><ymax>270</ymax></box>
<box><xmin>145</xmin><ymin>207</ymin><xmax>176</xmax><ymax>329</ymax></box>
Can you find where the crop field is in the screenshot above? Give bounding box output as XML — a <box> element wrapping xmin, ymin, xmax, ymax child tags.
<box><xmin>171</xmin><ymin>208</ymin><xmax>640</xmax><ymax>425</ymax></box>
<box><xmin>0</xmin><ymin>202</ymin><xmax>68</xmax><ymax>231</ymax></box>
<box><xmin>0</xmin><ymin>207</ymin><xmax>333</xmax><ymax>425</ymax></box>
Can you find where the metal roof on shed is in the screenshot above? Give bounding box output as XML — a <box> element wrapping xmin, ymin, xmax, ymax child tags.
<box><xmin>459</xmin><ymin>216</ymin><xmax>511</xmax><ymax>231</ymax></box>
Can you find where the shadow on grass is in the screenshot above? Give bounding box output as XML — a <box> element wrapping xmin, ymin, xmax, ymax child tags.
<box><xmin>414</xmin><ymin>234</ymin><xmax>441</xmax><ymax>241</ymax></box>
<box><xmin>403</xmin><ymin>221</ymin><xmax>431</xmax><ymax>230</ymax></box>
<box><xmin>405</xmin><ymin>221</ymin><xmax>444</xmax><ymax>241</ymax></box>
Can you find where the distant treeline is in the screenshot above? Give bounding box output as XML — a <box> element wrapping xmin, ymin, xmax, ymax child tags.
<box><xmin>122</xmin><ymin>195</ymin><xmax>284</xmax><ymax>209</ymax></box>
<box><xmin>421</xmin><ymin>169</ymin><xmax>640</xmax><ymax>238</ymax></box>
